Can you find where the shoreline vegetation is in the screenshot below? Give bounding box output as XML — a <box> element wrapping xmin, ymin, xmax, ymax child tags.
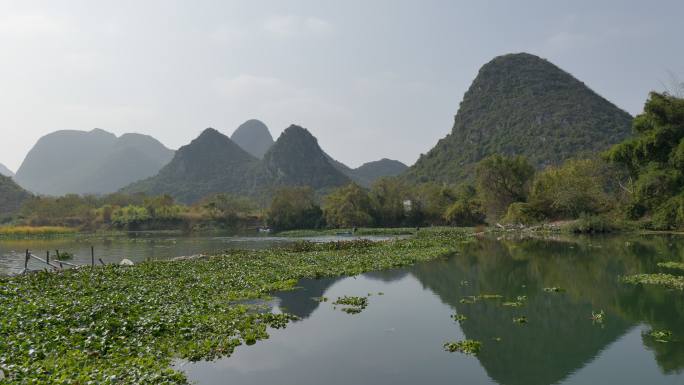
<box><xmin>0</xmin><ymin>228</ymin><xmax>474</xmax><ymax>383</ymax></box>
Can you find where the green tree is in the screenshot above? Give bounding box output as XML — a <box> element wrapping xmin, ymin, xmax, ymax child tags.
<box><xmin>201</xmin><ymin>193</ymin><xmax>257</xmax><ymax>226</ymax></box>
<box><xmin>267</xmin><ymin>186</ymin><xmax>323</xmax><ymax>230</ymax></box>
<box><xmin>476</xmin><ymin>155</ymin><xmax>535</xmax><ymax>220</ymax></box>
<box><xmin>323</xmin><ymin>183</ymin><xmax>374</xmax><ymax>228</ymax></box>
<box><xmin>443</xmin><ymin>184</ymin><xmax>486</xmax><ymax>226</ymax></box>
<box><xmin>529</xmin><ymin>158</ymin><xmax>614</xmax><ymax>219</ymax></box>
<box><xmin>370</xmin><ymin>177</ymin><xmax>412</xmax><ymax>227</ymax></box>
<box><xmin>606</xmin><ymin>92</ymin><xmax>684</xmax><ymax>228</ymax></box>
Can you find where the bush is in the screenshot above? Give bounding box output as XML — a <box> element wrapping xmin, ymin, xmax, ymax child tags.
<box><xmin>501</xmin><ymin>202</ymin><xmax>542</xmax><ymax>225</ymax></box>
<box><xmin>267</xmin><ymin>187</ymin><xmax>323</xmax><ymax>231</ymax></box>
<box><xmin>567</xmin><ymin>213</ymin><xmax>618</xmax><ymax>234</ymax></box>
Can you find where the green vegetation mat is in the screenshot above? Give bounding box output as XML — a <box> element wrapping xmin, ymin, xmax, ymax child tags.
<box><xmin>0</xmin><ymin>228</ymin><xmax>473</xmax><ymax>384</ymax></box>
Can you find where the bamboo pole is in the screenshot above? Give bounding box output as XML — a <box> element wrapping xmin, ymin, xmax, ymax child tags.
<box><xmin>29</xmin><ymin>254</ymin><xmax>60</xmax><ymax>270</ymax></box>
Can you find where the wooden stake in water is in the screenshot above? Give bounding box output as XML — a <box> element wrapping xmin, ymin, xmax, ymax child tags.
<box><xmin>24</xmin><ymin>249</ymin><xmax>29</xmax><ymax>270</ymax></box>
<box><xmin>46</xmin><ymin>250</ymin><xmax>50</xmax><ymax>266</ymax></box>
<box><xmin>91</xmin><ymin>246</ymin><xmax>94</xmax><ymax>267</ymax></box>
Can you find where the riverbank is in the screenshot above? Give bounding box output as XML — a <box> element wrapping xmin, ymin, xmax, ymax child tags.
<box><xmin>0</xmin><ymin>227</ymin><xmax>474</xmax><ymax>383</ymax></box>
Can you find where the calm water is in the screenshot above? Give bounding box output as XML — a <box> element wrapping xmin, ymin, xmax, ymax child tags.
<box><xmin>180</xmin><ymin>234</ymin><xmax>684</xmax><ymax>385</ymax></box>
<box><xmin>0</xmin><ymin>232</ymin><xmax>397</xmax><ymax>275</ymax></box>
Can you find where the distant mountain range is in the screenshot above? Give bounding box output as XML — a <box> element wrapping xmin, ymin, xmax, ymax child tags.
<box><xmin>15</xmin><ymin>129</ymin><xmax>174</xmax><ymax>196</ymax></box>
<box><xmin>330</xmin><ymin>158</ymin><xmax>408</xmax><ymax>188</ymax></box>
<box><xmin>404</xmin><ymin>52</ymin><xmax>633</xmax><ymax>183</ymax></box>
<box><xmin>230</xmin><ymin>119</ymin><xmax>275</xmax><ymax>158</ymax></box>
<box><xmin>0</xmin><ymin>163</ymin><xmax>13</xmax><ymax>177</ymax></box>
<box><xmin>0</xmin><ymin>175</ymin><xmax>31</xmax><ymax>219</ymax></box>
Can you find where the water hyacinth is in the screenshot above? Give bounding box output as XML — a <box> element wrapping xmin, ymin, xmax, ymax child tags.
<box><xmin>443</xmin><ymin>340</ymin><xmax>481</xmax><ymax>355</ymax></box>
<box><xmin>621</xmin><ymin>274</ymin><xmax>684</xmax><ymax>290</ymax></box>
<box><xmin>0</xmin><ymin>228</ymin><xmax>475</xmax><ymax>383</ymax></box>
<box><xmin>333</xmin><ymin>296</ymin><xmax>369</xmax><ymax>314</ymax></box>
<box><xmin>647</xmin><ymin>329</ymin><xmax>674</xmax><ymax>343</ymax></box>
<box><xmin>656</xmin><ymin>262</ymin><xmax>684</xmax><ymax>272</ymax></box>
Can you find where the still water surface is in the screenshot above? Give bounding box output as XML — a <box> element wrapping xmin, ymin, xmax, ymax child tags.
<box><xmin>180</xmin><ymin>235</ymin><xmax>684</xmax><ymax>385</ymax></box>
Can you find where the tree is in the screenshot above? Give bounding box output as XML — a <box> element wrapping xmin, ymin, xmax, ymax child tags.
<box><xmin>606</xmin><ymin>92</ymin><xmax>684</xmax><ymax>229</ymax></box>
<box><xmin>370</xmin><ymin>177</ymin><xmax>412</xmax><ymax>227</ymax></box>
<box><xmin>528</xmin><ymin>158</ymin><xmax>614</xmax><ymax>219</ymax></box>
<box><xmin>476</xmin><ymin>155</ymin><xmax>535</xmax><ymax>220</ymax></box>
<box><xmin>323</xmin><ymin>183</ymin><xmax>374</xmax><ymax>228</ymax></box>
<box><xmin>267</xmin><ymin>186</ymin><xmax>323</xmax><ymax>230</ymax></box>
<box><xmin>411</xmin><ymin>182</ymin><xmax>458</xmax><ymax>225</ymax></box>
<box><xmin>201</xmin><ymin>193</ymin><xmax>257</xmax><ymax>226</ymax></box>
<box><xmin>443</xmin><ymin>184</ymin><xmax>486</xmax><ymax>226</ymax></box>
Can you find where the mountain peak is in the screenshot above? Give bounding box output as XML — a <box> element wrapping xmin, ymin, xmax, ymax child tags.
<box><xmin>404</xmin><ymin>53</ymin><xmax>633</xmax><ymax>183</ymax></box>
<box><xmin>231</xmin><ymin>120</ymin><xmax>274</xmax><ymax>158</ymax></box>
<box><xmin>263</xmin><ymin>125</ymin><xmax>349</xmax><ymax>190</ymax></box>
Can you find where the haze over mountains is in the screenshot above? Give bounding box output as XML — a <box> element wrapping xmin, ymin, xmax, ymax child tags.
<box><xmin>404</xmin><ymin>53</ymin><xmax>633</xmax><ymax>183</ymax></box>
<box><xmin>15</xmin><ymin>129</ymin><xmax>174</xmax><ymax>196</ymax></box>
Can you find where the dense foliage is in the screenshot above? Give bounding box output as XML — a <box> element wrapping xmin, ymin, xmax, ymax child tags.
<box><xmin>323</xmin><ymin>183</ymin><xmax>375</xmax><ymax>227</ymax></box>
<box><xmin>404</xmin><ymin>53</ymin><xmax>633</xmax><ymax>184</ymax></box>
<box><xmin>0</xmin><ymin>228</ymin><xmax>473</xmax><ymax>383</ymax></box>
<box><xmin>267</xmin><ymin>187</ymin><xmax>323</xmax><ymax>230</ymax></box>
<box><xmin>476</xmin><ymin>155</ymin><xmax>535</xmax><ymax>219</ymax></box>
<box><xmin>16</xmin><ymin>192</ymin><xmax>260</xmax><ymax>231</ymax></box>
<box><xmin>606</xmin><ymin>92</ymin><xmax>684</xmax><ymax>229</ymax></box>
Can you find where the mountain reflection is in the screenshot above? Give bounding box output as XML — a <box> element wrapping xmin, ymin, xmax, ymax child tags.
<box><xmin>410</xmin><ymin>235</ymin><xmax>684</xmax><ymax>384</ymax></box>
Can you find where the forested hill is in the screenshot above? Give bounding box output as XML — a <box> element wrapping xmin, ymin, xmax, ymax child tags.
<box><xmin>121</xmin><ymin>128</ymin><xmax>265</xmax><ymax>204</ymax></box>
<box><xmin>122</xmin><ymin>125</ymin><xmax>351</xmax><ymax>203</ymax></box>
<box><xmin>404</xmin><ymin>52</ymin><xmax>633</xmax><ymax>183</ymax></box>
<box><xmin>262</xmin><ymin>125</ymin><xmax>351</xmax><ymax>191</ymax></box>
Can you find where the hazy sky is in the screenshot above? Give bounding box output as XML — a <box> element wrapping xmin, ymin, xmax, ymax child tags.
<box><xmin>0</xmin><ymin>0</ymin><xmax>682</xmax><ymax>171</ymax></box>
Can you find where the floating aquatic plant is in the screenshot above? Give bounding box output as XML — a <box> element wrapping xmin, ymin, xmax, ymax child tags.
<box><xmin>451</xmin><ymin>313</ymin><xmax>467</xmax><ymax>323</ymax></box>
<box><xmin>647</xmin><ymin>329</ymin><xmax>674</xmax><ymax>343</ymax></box>
<box><xmin>333</xmin><ymin>296</ymin><xmax>369</xmax><ymax>314</ymax></box>
<box><xmin>513</xmin><ymin>316</ymin><xmax>528</xmax><ymax>324</ymax></box>
<box><xmin>657</xmin><ymin>262</ymin><xmax>684</xmax><ymax>272</ymax></box>
<box><xmin>591</xmin><ymin>310</ymin><xmax>605</xmax><ymax>324</ymax></box>
<box><xmin>502</xmin><ymin>301</ymin><xmax>523</xmax><ymax>307</ymax></box>
<box><xmin>621</xmin><ymin>274</ymin><xmax>684</xmax><ymax>290</ymax></box>
<box><xmin>0</xmin><ymin>228</ymin><xmax>476</xmax><ymax>383</ymax></box>
<box><xmin>312</xmin><ymin>296</ymin><xmax>328</xmax><ymax>302</ymax></box>
<box><xmin>478</xmin><ymin>294</ymin><xmax>503</xmax><ymax>300</ymax></box>
<box><xmin>443</xmin><ymin>340</ymin><xmax>481</xmax><ymax>355</ymax></box>
<box><xmin>543</xmin><ymin>287</ymin><xmax>564</xmax><ymax>293</ymax></box>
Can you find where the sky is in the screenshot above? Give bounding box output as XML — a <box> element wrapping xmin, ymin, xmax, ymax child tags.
<box><xmin>0</xmin><ymin>0</ymin><xmax>683</xmax><ymax>172</ymax></box>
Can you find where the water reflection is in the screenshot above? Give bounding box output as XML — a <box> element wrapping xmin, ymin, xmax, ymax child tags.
<box><xmin>183</xmin><ymin>234</ymin><xmax>684</xmax><ymax>385</ymax></box>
